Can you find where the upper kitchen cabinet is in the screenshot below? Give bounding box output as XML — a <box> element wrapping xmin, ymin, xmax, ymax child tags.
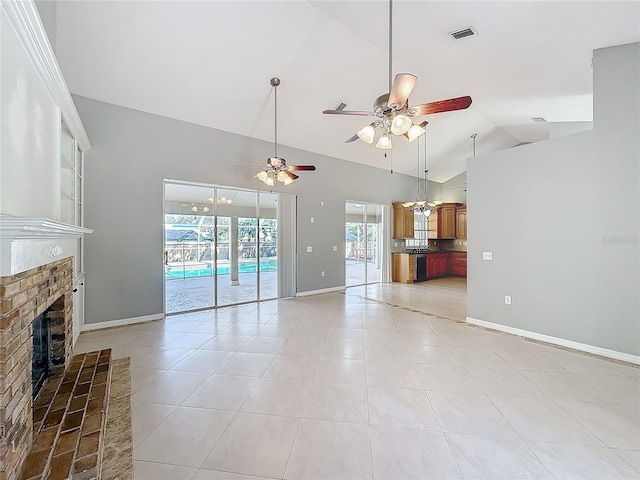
<box><xmin>392</xmin><ymin>202</ymin><xmax>414</xmax><ymax>239</ymax></box>
<box><xmin>456</xmin><ymin>206</ymin><xmax>467</xmax><ymax>239</ymax></box>
<box><xmin>428</xmin><ymin>203</ymin><xmax>457</xmax><ymax>239</ymax></box>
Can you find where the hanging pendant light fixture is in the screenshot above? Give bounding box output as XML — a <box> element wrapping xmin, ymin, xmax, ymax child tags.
<box><xmin>403</xmin><ymin>129</ymin><xmax>433</xmax><ymax>216</ymax></box>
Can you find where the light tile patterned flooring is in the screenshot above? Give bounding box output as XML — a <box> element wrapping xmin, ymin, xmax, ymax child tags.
<box><xmin>75</xmin><ymin>280</ymin><xmax>640</xmax><ymax>479</ymax></box>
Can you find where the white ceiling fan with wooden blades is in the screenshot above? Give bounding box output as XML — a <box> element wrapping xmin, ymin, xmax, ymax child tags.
<box><xmin>323</xmin><ymin>0</ymin><xmax>472</xmax><ymax>148</ymax></box>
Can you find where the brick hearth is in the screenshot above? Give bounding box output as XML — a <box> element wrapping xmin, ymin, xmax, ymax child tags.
<box><xmin>0</xmin><ymin>258</ymin><xmax>73</xmax><ymax>480</ymax></box>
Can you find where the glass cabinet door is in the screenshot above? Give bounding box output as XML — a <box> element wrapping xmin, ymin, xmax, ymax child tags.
<box><xmin>60</xmin><ymin>122</ymin><xmax>76</xmax><ymax>225</ymax></box>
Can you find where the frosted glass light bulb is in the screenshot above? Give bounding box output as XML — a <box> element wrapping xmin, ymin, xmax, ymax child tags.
<box><xmin>357</xmin><ymin>124</ymin><xmax>376</xmax><ymax>144</ymax></box>
<box><xmin>406</xmin><ymin>123</ymin><xmax>426</xmax><ymax>142</ymax></box>
<box><xmin>376</xmin><ymin>133</ymin><xmax>392</xmax><ymax>149</ymax></box>
<box><xmin>277</xmin><ymin>170</ymin><xmax>288</xmax><ymax>182</ymax></box>
<box><xmin>390</xmin><ymin>114</ymin><xmax>412</xmax><ymax>135</ymax></box>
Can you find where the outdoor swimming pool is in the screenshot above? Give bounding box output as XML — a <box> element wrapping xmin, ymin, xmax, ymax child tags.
<box><xmin>165</xmin><ymin>261</ymin><xmax>277</xmax><ymax>279</ymax></box>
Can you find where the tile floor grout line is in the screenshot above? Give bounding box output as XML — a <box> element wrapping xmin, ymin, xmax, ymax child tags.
<box><xmin>76</xmin><ymin>287</ymin><xmax>638</xmax><ymax>480</ymax></box>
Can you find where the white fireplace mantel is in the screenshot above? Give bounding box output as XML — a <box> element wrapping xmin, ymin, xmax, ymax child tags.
<box><xmin>0</xmin><ymin>215</ymin><xmax>93</xmax><ymax>276</ymax></box>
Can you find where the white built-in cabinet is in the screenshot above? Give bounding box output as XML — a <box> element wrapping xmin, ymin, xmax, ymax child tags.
<box><xmin>60</xmin><ymin>122</ymin><xmax>77</xmax><ymax>225</ymax></box>
<box><xmin>62</xmin><ymin>121</ymin><xmax>87</xmax><ymax>342</ymax></box>
<box><xmin>61</xmin><ymin>121</ymin><xmax>86</xmax><ymax>277</ymax></box>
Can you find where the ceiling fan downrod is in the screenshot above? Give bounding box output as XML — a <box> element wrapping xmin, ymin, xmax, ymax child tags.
<box><xmin>388</xmin><ymin>0</ymin><xmax>393</xmax><ymax>93</ymax></box>
<box><xmin>270</xmin><ymin>77</ymin><xmax>280</xmax><ymax>159</ymax></box>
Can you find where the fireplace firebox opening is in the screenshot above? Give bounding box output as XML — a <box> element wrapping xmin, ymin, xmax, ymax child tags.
<box><xmin>32</xmin><ymin>311</ymin><xmax>51</xmax><ymax>401</ymax></box>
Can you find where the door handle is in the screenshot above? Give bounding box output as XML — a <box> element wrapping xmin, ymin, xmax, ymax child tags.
<box><xmin>164</xmin><ymin>251</ymin><xmax>169</xmax><ymax>265</ymax></box>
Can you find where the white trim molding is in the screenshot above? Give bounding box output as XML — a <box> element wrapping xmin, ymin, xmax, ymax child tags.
<box><xmin>0</xmin><ymin>215</ymin><xmax>93</xmax><ymax>239</ymax></box>
<box><xmin>1</xmin><ymin>0</ymin><xmax>91</xmax><ymax>151</ymax></box>
<box><xmin>82</xmin><ymin>313</ymin><xmax>165</xmax><ymax>332</ymax></box>
<box><xmin>466</xmin><ymin>317</ymin><xmax>640</xmax><ymax>365</ymax></box>
<box><xmin>296</xmin><ymin>286</ymin><xmax>346</xmax><ymax>297</ymax></box>
<box><xmin>0</xmin><ymin>215</ymin><xmax>93</xmax><ymax>276</ymax></box>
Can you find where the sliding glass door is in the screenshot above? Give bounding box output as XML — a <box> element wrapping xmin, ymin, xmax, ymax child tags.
<box><xmin>345</xmin><ymin>202</ymin><xmax>383</xmax><ymax>287</ymax></box>
<box><xmin>164</xmin><ymin>183</ymin><xmax>215</xmax><ymax>313</ymax></box>
<box><xmin>164</xmin><ymin>181</ymin><xmax>287</xmax><ymax>314</ymax></box>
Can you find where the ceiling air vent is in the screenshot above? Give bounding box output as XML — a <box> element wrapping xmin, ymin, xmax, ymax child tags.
<box><xmin>450</xmin><ymin>27</ymin><xmax>477</xmax><ymax>40</ymax></box>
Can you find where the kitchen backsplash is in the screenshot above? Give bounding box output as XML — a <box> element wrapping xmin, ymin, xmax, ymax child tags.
<box><xmin>392</xmin><ymin>238</ymin><xmax>467</xmax><ymax>252</ymax></box>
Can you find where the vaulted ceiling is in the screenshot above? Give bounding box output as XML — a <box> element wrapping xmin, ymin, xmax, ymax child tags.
<box><xmin>50</xmin><ymin>1</ymin><xmax>640</xmax><ymax>182</ymax></box>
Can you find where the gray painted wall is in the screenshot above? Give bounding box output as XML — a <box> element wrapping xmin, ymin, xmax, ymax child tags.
<box><xmin>74</xmin><ymin>96</ymin><xmax>417</xmax><ymax>324</ymax></box>
<box><xmin>441</xmin><ymin>171</ymin><xmax>467</xmax><ymax>204</ymax></box>
<box><xmin>467</xmin><ymin>43</ymin><xmax>639</xmax><ymax>356</ymax></box>
<box><xmin>35</xmin><ymin>1</ymin><xmax>57</xmax><ymax>52</ymax></box>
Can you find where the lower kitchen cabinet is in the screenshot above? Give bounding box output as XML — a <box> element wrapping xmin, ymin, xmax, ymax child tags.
<box><xmin>426</xmin><ymin>253</ymin><xmax>449</xmax><ymax>278</ymax></box>
<box><xmin>392</xmin><ymin>253</ymin><xmax>415</xmax><ymax>284</ymax></box>
<box><xmin>392</xmin><ymin>251</ymin><xmax>467</xmax><ymax>283</ymax></box>
<box><xmin>451</xmin><ymin>252</ymin><xmax>467</xmax><ymax>277</ymax></box>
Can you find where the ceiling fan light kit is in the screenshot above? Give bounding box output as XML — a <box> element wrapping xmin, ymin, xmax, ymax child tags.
<box><xmin>255</xmin><ymin>77</ymin><xmax>316</xmax><ymax>187</ymax></box>
<box><xmin>323</xmin><ymin>0</ymin><xmax>472</xmax><ymax>151</ymax></box>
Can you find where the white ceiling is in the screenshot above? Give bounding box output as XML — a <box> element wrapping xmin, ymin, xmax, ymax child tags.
<box><xmin>52</xmin><ymin>1</ymin><xmax>640</xmax><ymax>182</ymax></box>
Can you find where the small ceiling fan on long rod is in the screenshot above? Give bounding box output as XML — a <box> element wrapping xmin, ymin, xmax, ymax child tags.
<box><xmin>323</xmin><ymin>0</ymin><xmax>472</xmax><ymax>149</ymax></box>
<box><xmin>236</xmin><ymin>77</ymin><xmax>316</xmax><ymax>186</ymax></box>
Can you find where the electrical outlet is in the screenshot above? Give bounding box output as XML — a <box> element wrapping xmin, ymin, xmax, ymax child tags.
<box><xmin>321</xmin><ymin>271</ymin><xmax>325</xmax><ymax>277</ymax></box>
<box><xmin>483</xmin><ymin>251</ymin><xmax>493</xmax><ymax>260</ymax></box>
<box><xmin>311</xmin><ymin>217</ymin><xmax>314</xmax><ymax>223</ymax></box>
<box><xmin>320</xmin><ymin>201</ymin><xmax>324</xmax><ymax>206</ymax></box>
<box><xmin>505</xmin><ymin>295</ymin><xmax>512</xmax><ymax>305</ymax></box>
<box><xmin>306</xmin><ymin>246</ymin><xmax>312</xmax><ymax>253</ymax></box>
<box><xmin>332</xmin><ymin>245</ymin><xmax>338</xmax><ymax>251</ymax></box>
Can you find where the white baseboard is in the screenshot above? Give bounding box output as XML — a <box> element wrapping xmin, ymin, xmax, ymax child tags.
<box><xmin>296</xmin><ymin>286</ymin><xmax>346</xmax><ymax>297</ymax></box>
<box><xmin>82</xmin><ymin>313</ymin><xmax>165</xmax><ymax>332</ymax></box>
<box><xmin>466</xmin><ymin>317</ymin><xmax>640</xmax><ymax>365</ymax></box>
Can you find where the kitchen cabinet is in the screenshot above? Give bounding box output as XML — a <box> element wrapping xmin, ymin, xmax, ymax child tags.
<box><xmin>427</xmin><ymin>203</ymin><xmax>457</xmax><ymax>239</ymax></box>
<box><xmin>456</xmin><ymin>207</ymin><xmax>466</xmax><ymax>239</ymax></box>
<box><xmin>392</xmin><ymin>253</ymin><xmax>415</xmax><ymax>283</ymax></box>
<box><xmin>392</xmin><ymin>203</ymin><xmax>414</xmax><ymax>239</ymax></box>
<box><xmin>392</xmin><ymin>251</ymin><xmax>467</xmax><ymax>283</ymax></box>
<box><xmin>451</xmin><ymin>252</ymin><xmax>467</xmax><ymax>277</ymax></box>
<box><xmin>426</xmin><ymin>253</ymin><xmax>449</xmax><ymax>278</ymax></box>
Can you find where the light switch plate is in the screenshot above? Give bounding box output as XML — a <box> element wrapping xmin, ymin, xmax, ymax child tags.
<box><xmin>483</xmin><ymin>251</ymin><xmax>493</xmax><ymax>260</ymax></box>
<box><xmin>307</xmin><ymin>246</ymin><xmax>312</xmax><ymax>253</ymax></box>
<box><xmin>332</xmin><ymin>246</ymin><xmax>338</xmax><ymax>251</ymax></box>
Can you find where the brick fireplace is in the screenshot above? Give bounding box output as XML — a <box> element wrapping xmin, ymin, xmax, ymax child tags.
<box><xmin>0</xmin><ymin>258</ymin><xmax>74</xmax><ymax>480</ymax></box>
